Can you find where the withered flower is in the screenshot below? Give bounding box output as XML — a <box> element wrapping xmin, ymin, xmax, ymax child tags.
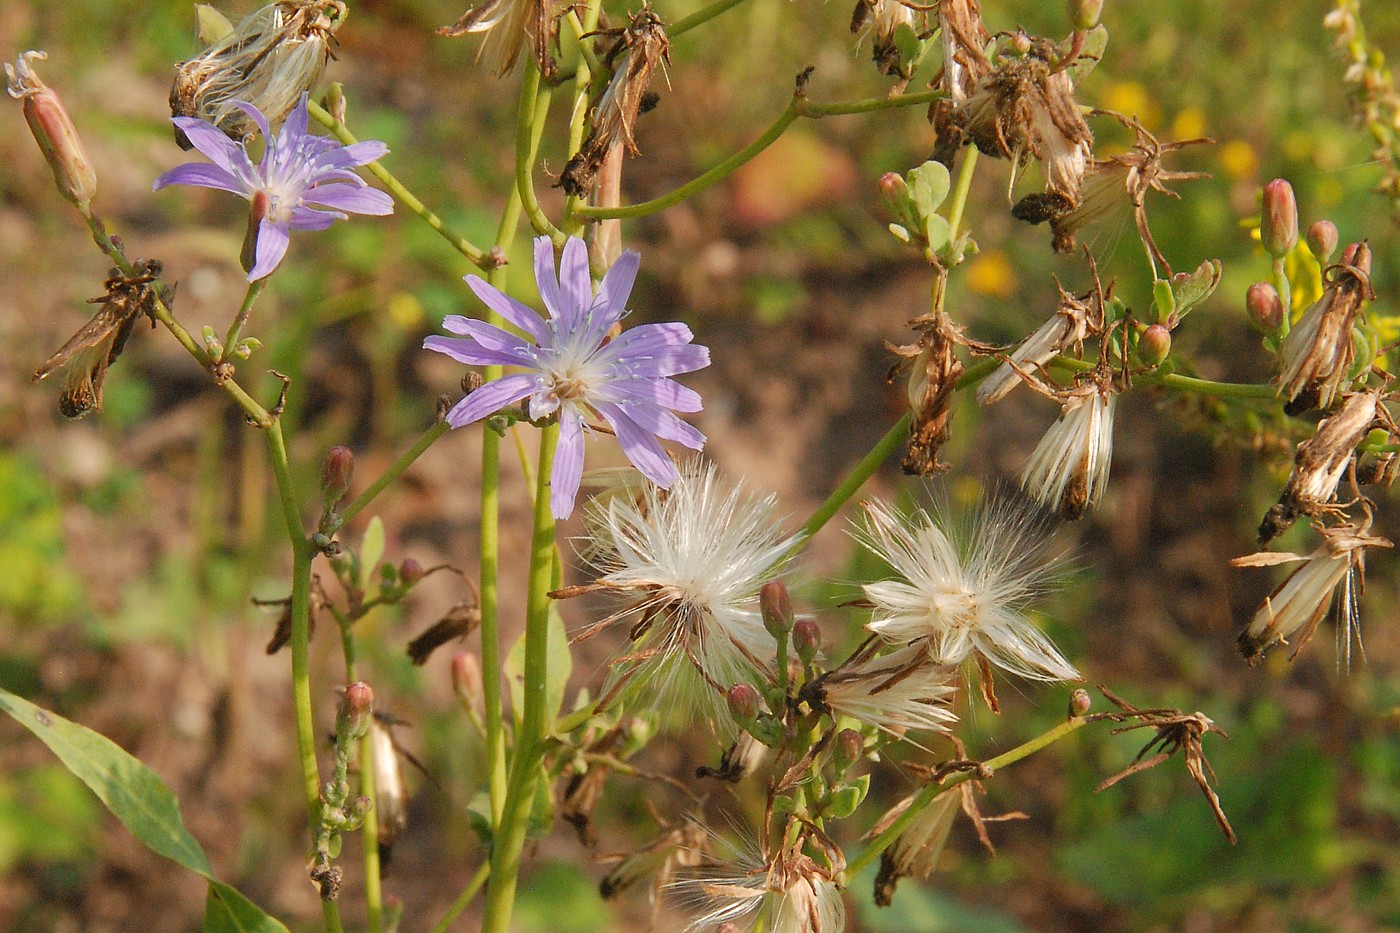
<box><xmin>1015</xmin><ymin>116</ymin><xmax>1210</xmax><ymax>275</ymax></box>
<box><xmin>33</xmin><ymin>261</ymin><xmax>165</xmax><ymax>419</ymax></box>
<box><xmin>1020</xmin><ymin>376</ymin><xmax>1119</xmax><ymax>521</ymax></box>
<box><xmin>170</xmin><ymin>1</ymin><xmax>345</xmax><ymax>148</ymax></box>
<box><xmin>1233</xmin><ymin>515</ymin><xmax>1391</xmax><ymax>666</ymax></box>
<box><xmin>1276</xmin><ymin>242</ymin><xmax>1374</xmax><ymax>415</ymax></box>
<box><xmin>368</xmin><ymin>716</ymin><xmax>409</xmax><ymax>864</ymax></box>
<box><xmin>976</xmin><ymin>280</ymin><xmax>1096</xmax><ymax>406</ymax></box>
<box><xmin>943</xmin><ymin>37</ymin><xmax>1094</xmax><ymax>209</ymax></box>
<box><xmin>1094</xmin><ymin>687</ymin><xmax>1235</xmax><ymax>844</ymax></box>
<box><xmin>889</xmin><ymin>308</ymin><xmax>991</xmax><ymax>476</ymax></box>
<box><xmin>439</xmin><ymin>0</ymin><xmax>558</xmax><ymax>79</ymax></box>
<box><xmin>406</xmin><ymin>598</ymin><xmax>482</xmax><ymax>665</ymax></box>
<box><xmin>560</xmin><ymin>9</ymin><xmax>669</xmax><ymax>197</ymax></box>
<box><xmin>800</xmin><ymin>644</ymin><xmax>957</xmax><ymax>739</ymax></box>
<box><xmin>601</xmin><ymin>815</ymin><xmax>707</xmax><ymax>906</ymax></box>
<box><xmin>1258</xmin><ymin>390</ymin><xmax>1379</xmax><ymax>544</ymax></box>
<box><xmin>927</xmin><ymin>0</ymin><xmax>992</xmax><ymax>159</ymax></box>
<box><xmin>7</xmin><ymin>51</ymin><xmax>98</xmax><ymax>212</ymax></box>
<box><xmin>850</xmin><ymin>0</ymin><xmax>925</xmax><ymax>80</ymax></box>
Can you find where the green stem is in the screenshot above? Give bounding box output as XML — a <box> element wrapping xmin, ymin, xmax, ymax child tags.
<box><xmin>670</xmin><ymin>0</ymin><xmax>754</xmax><ymax>37</ymax></box>
<box><xmin>1047</xmin><ymin>356</ymin><xmax>1278</xmax><ymax>399</ymax></box>
<box><xmin>1272</xmin><ymin>255</ymin><xmax>1293</xmax><ymax>338</ymax></box>
<box><xmin>574</xmin><ymin>90</ymin><xmax>943</xmax><ymax>221</ymax></box>
<box><xmin>480</xmin><ymin>422</ymin><xmax>560</xmax><ymax>933</ymax></box>
<box><xmin>334</xmin><ymin>616</ymin><xmax>382</xmax><ymax>933</ymax></box>
<box><xmin>845</xmin><ymin>714</ymin><xmax>1091</xmax><ymax>880</ymax></box>
<box><xmin>516</xmin><ymin>62</ymin><xmax>568</xmax><ymax>243</ymax></box>
<box><xmin>219</xmin><ymin>278</ymin><xmax>266</xmax><ymax>364</ymax></box>
<box><xmin>944</xmin><ymin>147</ymin><xmax>979</xmax><ymax>246</ymax></box>
<box><xmin>306</xmin><ymin>100</ymin><xmax>492</xmax><ymax>269</ymax></box>
<box><xmin>338</xmin><ymin>421</ymin><xmax>450</xmax><ymax>527</ymax></box>
<box><xmin>794</xmin><ymin>413</ymin><xmax>911</xmax><ymax>548</ymax></box>
<box><xmin>428</xmin><ymin>862</ymin><xmax>491</xmax><ymax>933</ymax></box>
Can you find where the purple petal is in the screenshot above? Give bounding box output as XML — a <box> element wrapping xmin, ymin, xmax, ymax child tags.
<box><xmin>248</xmin><ymin>219</ymin><xmax>290</xmax><ymax>281</ymax></box>
<box><xmin>230</xmin><ymin>100</ymin><xmax>273</xmax><ymax>146</ymax></box>
<box><xmin>423</xmin><ymin>335</ymin><xmax>527</xmax><ymax>369</ymax></box>
<box><xmin>283</xmin><ymin>94</ymin><xmax>310</xmax><ymax>144</ymax></box>
<box><xmin>595</xmin><ymin>249</ymin><xmax>639</xmax><ymax>318</ymax></box>
<box><xmin>534</xmin><ymin>237</ymin><xmax>566</xmax><ymax>323</ymax></box>
<box><xmin>599</xmin><ymin>324</ymin><xmax>711</xmax><ymax>377</ymax></box>
<box><xmin>315</xmin><ymin>141</ymin><xmax>389</xmax><ymax>171</ymax></box>
<box><xmin>593</xmin><ymin>401</ymin><xmax>679</xmax><ymax>488</ymax></box>
<box><xmin>465</xmin><ymin>276</ymin><xmax>549</xmax><ymax>343</ymax></box>
<box><xmin>550</xmin><ymin>409</ymin><xmax>586</xmax><ymax>519</ymax></box>
<box><xmin>437</xmin><ymin>316</ymin><xmax>530</xmax><ymax>356</ymax></box>
<box><xmin>172</xmin><ymin>117</ymin><xmax>247</xmax><ymax>175</ymax></box>
<box><xmin>301</xmin><ymin>184</ymin><xmax>394</xmax><ymax>216</ymax></box>
<box><xmin>152</xmin><ymin>162</ymin><xmax>244</xmax><ymax>195</ymax></box>
<box><xmin>444</xmin><ymin>373</ymin><xmax>536</xmax><ymax>427</ymax></box>
<box><xmin>616</xmin><ymin>403</ymin><xmax>706</xmax><ymax>449</ymax></box>
<box><xmin>593</xmin><ymin>377</ymin><xmax>702</xmax><ymax>413</ymax></box>
<box><xmin>557</xmin><ymin>236</ymin><xmax>591</xmax><ymax>330</ymax></box>
<box><xmin>287</xmin><ymin>207</ymin><xmax>340</xmax><ymax>231</ymax></box>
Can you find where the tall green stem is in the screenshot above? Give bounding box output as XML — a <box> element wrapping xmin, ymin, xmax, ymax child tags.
<box><xmin>428</xmin><ymin>861</ymin><xmax>492</xmax><ymax>933</ymax></box>
<box><xmin>516</xmin><ymin>62</ymin><xmax>567</xmax><ymax>242</ymax></box>
<box><xmin>944</xmin><ymin>147</ymin><xmax>979</xmax><ymax>246</ymax></box>
<box><xmin>480</xmin><ymin>422</ymin><xmax>559</xmax><ymax>933</ymax></box>
<box><xmin>794</xmin><ymin>413</ymin><xmax>911</xmax><ymax>550</ymax></box>
<box><xmin>338</xmin><ymin>422</ymin><xmax>450</xmax><ymax>528</ymax></box>
<box><xmin>219</xmin><ymin>279</ymin><xmax>266</xmax><ymax>364</ymax></box>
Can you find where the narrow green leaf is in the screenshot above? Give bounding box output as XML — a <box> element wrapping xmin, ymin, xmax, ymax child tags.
<box><xmin>360</xmin><ymin>515</ymin><xmax>386</xmax><ymax>591</ymax></box>
<box><xmin>195</xmin><ymin>4</ymin><xmax>235</xmax><ymax>44</ymax></box>
<box><xmin>204</xmin><ymin>881</ymin><xmax>291</xmax><ymax>933</ymax></box>
<box><xmin>506</xmin><ymin>607</ymin><xmax>573</xmax><ymax>730</ymax></box>
<box><xmin>1064</xmin><ymin>25</ymin><xmax>1110</xmax><ymax>84</ymax></box>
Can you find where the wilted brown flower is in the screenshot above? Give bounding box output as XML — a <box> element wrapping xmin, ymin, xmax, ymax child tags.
<box><xmin>33</xmin><ymin>261</ymin><xmax>165</xmax><ymax>419</ymax></box>
<box><xmin>850</xmin><ymin>0</ymin><xmax>925</xmax><ymax>80</ymax></box>
<box><xmin>439</xmin><ymin>0</ymin><xmax>558</xmax><ymax>79</ymax></box>
<box><xmin>170</xmin><ymin>1</ymin><xmax>344</xmax><ymax>148</ymax></box>
<box><xmin>406</xmin><ymin>598</ymin><xmax>482</xmax><ymax>665</ymax></box>
<box><xmin>600</xmin><ymin>814</ymin><xmax>707</xmax><ymax>907</ymax></box>
<box><xmin>976</xmin><ymin>279</ymin><xmax>1097</xmax><ymax>406</ymax></box>
<box><xmin>1276</xmin><ymin>242</ymin><xmax>1374</xmax><ymax>415</ymax></box>
<box><xmin>560</xmin><ymin>9</ymin><xmax>668</xmax><ymax>197</ymax></box>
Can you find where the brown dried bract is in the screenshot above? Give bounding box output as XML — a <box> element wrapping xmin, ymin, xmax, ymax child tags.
<box><xmin>1276</xmin><ymin>243</ymin><xmax>1374</xmax><ymax>416</ymax></box>
<box><xmin>439</xmin><ymin>0</ymin><xmax>558</xmax><ymax>79</ymax></box>
<box><xmin>34</xmin><ymin>260</ymin><xmax>165</xmax><ymax>419</ymax></box>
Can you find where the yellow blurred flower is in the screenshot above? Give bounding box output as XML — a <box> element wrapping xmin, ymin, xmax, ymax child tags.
<box><xmin>1170</xmin><ymin>107</ymin><xmax>1208</xmax><ymax>142</ymax></box>
<box><xmin>966</xmin><ymin>249</ymin><xmax>1015</xmax><ymax>298</ymax></box>
<box><xmin>389</xmin><ymin>292</ymin><xmax>424</xmax><ymax>330</ymax></box>
<box><xmin>1220</xmin><ymin>140</ymin><xmax>1259</xmax><ymax>180</ymax></box>
<box><xmin>1098</xmin><ymin>81</ymin><xmax>1160</xmax><ymax>131</ymax></box>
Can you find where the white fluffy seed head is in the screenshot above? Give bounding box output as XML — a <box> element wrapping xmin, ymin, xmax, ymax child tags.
<box><xmin>1021</xmin><ymin>387</ymin><xmax>1117</xmax><ymax>520</ymax></box>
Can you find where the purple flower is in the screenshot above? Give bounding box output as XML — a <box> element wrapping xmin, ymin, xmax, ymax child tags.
<box><xmin>426</xmin><ymin>236</ymin><xmax>710</xmax><ymax>519</ymax></box>
<box><xmin>153</xmin><ymin>93</ymin><xmax>392</xmax><ymax>280</ymax></box>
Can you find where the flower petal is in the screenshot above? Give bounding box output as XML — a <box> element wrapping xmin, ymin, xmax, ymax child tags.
<box><xmin>152</xmin><ymin>162</ymin><xmax>244</xmax><ymax>195</ymax></box>
<box><xmin>595</xmin><ymin>249</ymin><xmax>640</xmax><ymax>318</ymax></box>
<box><xmin>557</xmin><ymin>236</ymin><xmax>591</xmax><ymax>330</ymax></box>
<box><xmin>592</xmin><ymin>377</ymin><xmax>702</xmax><ymax>413</ymax></box>
<box><xmin>465</xmin><ymin>276</ymin><xmax>550</xmax><ymax>343</ymax></box>
<box><xmin>172</xmin><ymin>117</ymin><xmax>249</xmax><ymax>174</ymax></box>
<box><xmin>618</xmin><ymin>404</ymin><xmax>706</xmax><ymax>449</ymax></box>
<box><xmin>444</xmin><ymin>373</ymin><xmax>536</xmax><ymax>427</ymax></box>
<box><xmin>600</xmin><ymin>323</ymin><xmax>710</xmax><ymax>376</ymax></box>
<box><xmin>229</xmin><ymin>100</ymin><xmax>273</xmax><ymax>148</ymax></box>
<box><xmin>550</xmin><ymin>408</ymin><xmax>586</xmax><ymax>519</ymax></box>
<box><xmin>282</xmin><ymin>94</ymin><xmax>310</xmax><ymax>147</ymax></box>
<box><xmin>594</xmin><ymin>401</ymin><xmax>679</xmax><ymax>488</ymax></box>
<box><xmin>423</xmin><ymin>335</ymin><xmax>528</xmax><ymax>368</ymax></box>
<box><xmin>301</xmin><ymin>184</ymin><xmax>394</xmax><ymax>216</ymax></box>
<box><xmin>314</xmin><ymin>140</ymin><xmax>389</xmax><ymax>171</ymax></box>
<box><xmin>248</xmin><ymin>219</ymin><xmax>290</xmax><ymax>281</ymax></box>
<box><xmin>534</xmin><ymin>236</ymin><xmax>566</xmax><ymax>323</ymax></box>
<box><xmin>438</xmin><ymin>316</ymin><xmax>531</xmax><ymax>356</ymax></box>
<box><xmin>287</xmin><ymin>207</ymin><xmax>340</xmax><ymax>230</ymax></box>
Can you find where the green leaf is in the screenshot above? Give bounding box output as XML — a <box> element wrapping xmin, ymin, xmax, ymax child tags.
<box><xmin>195</xmin><ymin>4</ymin><xmax>235</xmax><ymax>44</ymax></box>
<box><xmin>1169</xmin><ymin>259</ymin><xmax>1223</xmax><ymax>319</ymax></box>
<box><xmin>360</xmin><ymin>516</ymin><xmax>385</xmax><ymax>592</ymax></box>
<box><xmin>507</xmin><ymin>606</ymin><xmax>573</xmax><ymax>731</ymax></box>
<box><xmin>0</xmin><ymin>687</ymin><xmax>289</xmax><ymax>933</ymax></box>
<box><xmin>527</xmin><ymin>762</ymin><xmax>555</xmax><ymax>839</ymax></box>
<box><xmin>1152</xmin><ymin>278</ymin><xmax>1176</xmax><ymax>323</ymax></box>
<box><xmin>906</xmin><ymin>161</ymin><xmax>950</xmax><ymax>220</ymax></box>
<box><xmin>1063</xmin><ymin>25</ymin><xmax>1109</xmax><ymax>84</ymax></box>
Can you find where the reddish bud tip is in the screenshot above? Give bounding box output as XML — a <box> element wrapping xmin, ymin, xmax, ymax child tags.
<box><xmin>877</xmin><ymin>172</ymin><xmax>908</xmax><ymax>219</ymax></box>
<box><xmin>320</xmin><ymin>445</ymin><xmax>355</xmax><ymax>505</ymax></box>
<box><xmin>1069</xmin><ymin>0</ymin><xmax>1103</xmax><ymax>30</ymax></box>
<box><xmin>726</xmin><ymin>683</ymin><xmax>761</xmax><ymax>722</ymax></box>
<box><xmin>1306</xmin><ymin>220</ymin><xmax>1338</xmax><ymax>263</ymax></box>
<box><xmin>1138</xmin><ymin>324</ymin><xmax>1171</xmax><ymax>366</ymax></box>
<box><xmin>398</xmin><ymin>558</ymin><xmax>424</xmax><ymax>586</ymax></box>
<box><xmin>792</xmin><ymin>618</ymin><xmax>821</xmax><ymax>663</ymax></box>
<box><xmin>1245</xmin><ymin>282</ymin><xmax>1283</xmax><ymax>331</ymax></box>
<box><xmin>760</xmin><ymin>581</ymin><xmax>794</xmax><ymax>636</ymax></box>
<box><xmin>1341</xmin><ymin>241</ymin><xmax>1371</xmax><ymax>275</ymax></box>
<box><xmin>1260</xmin><ymin>179</ymin><xmax>1298</xmax><ymax>257</ymax></box>
<box><xmin>337</xmin><ymin>681</ymin><xmax>374</xmax><ymax>739</ymax></box>
<box><xmin>836</xmin><ymin>728</ymin><xmax>864</xmax><ymax>765</ymax></box>
<box><xmin>7</xmin><ymin>52</ymin><xmax>97</xmax><ymax>211</ymax></box>
<box><xmin>1069</xmin><ymin>688</ymin><xmax>1092</xmax><ymax>717</ymax></box>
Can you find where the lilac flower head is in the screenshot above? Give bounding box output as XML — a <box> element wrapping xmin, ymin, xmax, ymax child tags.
<box><xmin>153</xmin><ymin>92</ymin><xmax>392</xmax><ymax>280</ymax></box>
<box><xmin>425</xmin><ymin>236</ymin><xmax>710</xmax><ymax>519</ymax></box>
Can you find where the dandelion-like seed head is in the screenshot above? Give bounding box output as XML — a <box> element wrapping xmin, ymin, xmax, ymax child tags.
<box><xmin>1020</xmin><ymin>382</ymin><xmax>1117</xmax><ymax>520</ymax></box>
<box><xmin>856</xmin><ymin>495</ymin><xmax>1079</xmax><ymax>683</ymax></box>
<box><xmin>673</xmin><ymin>840</ymin><xmax>845</xmax><ymax>933</ymax></box>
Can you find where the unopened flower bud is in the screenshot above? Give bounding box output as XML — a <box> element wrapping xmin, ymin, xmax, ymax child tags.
<box><xmin>1245</xmin><ymin>282</ymin><xmax>1283</xmax><ymax>331</ymax></box>
<box><xmin>1260</xmin><ymin>179</ymin><xmax>1298</xmax><ymax>257</ymax></box>
<box><xmin>337</xmin><ymin>681</ymin><xmax>374</xmax><ymax>740</ymax></box>
<box><xmin>760</xmin><ymin>581</ymin><xmax>794</xmax><ymax>636</ymax></box>
<box><xmin>398</xmin><ymin>558</ymin><xmax>425</xmax><ymax>586</ymax></box>
<box><xmin>836</xmin><ymin>728</ymin><xmax>864</xmax><ymax>767</ymax></box>
<box><xmin>6</xmin><ymin>52</ymin><xmax>98</xmax><ymax>212</ymax></box>
<box><xmin>1068</xmin><ymin>0</ymin><xmax>1103</xmax><ymax>30</ymax></box>
<box><xmin>321</xmin><ymin>445</ymin><xmax>355</xmax><ymax>506</ymax></box>
<box><xmin>727</xmin><ymin>683</ymin><xmax>762</xmax><ymax>723</ymax></box>
<box><xmin>878</xmin><ymin>172</ymin><xmax>908</xmax><ymax>218</ymax></box>
<box><xmin>349</xmin><ymin>795</ymin><xmax>373</xmax><ymax>820</ymax></box>
<box><xmin>1307</xmin><ymin>220</ymin><xmax>1338</xmax><ymax>263</ymax></box>
<box><xmin>1138</xmin><ymin>324</ymin><xmax>1171</xmax><ymax>366</ymax></box>
<box><xmin>1011</xmin><ymin>32</ymin><xmax>1032</xmax><ymax>55</ymax></box>
<box><xmin>452</xmin><ymin>651</ymin><xmax>483</xmax><ymax>712</ymax></box>
<box><xmin>1069</xmin><ymin>688</ymin><xmax>1091</xmax><ymax>717</ymax></box>
<box><xmin>792</xmin><ymin>619</ymin><xmax>821</xmax><ymax>664</ymax></box>
<box><xmin>1340</xmin><ymin>241</ymin><xmax>1371</xmax><ymax>275</ymax></box>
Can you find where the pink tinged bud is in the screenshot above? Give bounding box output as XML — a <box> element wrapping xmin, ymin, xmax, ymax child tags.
<box><xmin>452</xmin><ymin>652</ymin><xmax>483</xmax><ymax>710</ymax></box>
<box><xmin>836</xmin><ymin>728</ymin><xmax>865</xmax><ymax>766</ymax></box>
<box><xmin>1011</xmin><ymin>32</ymin><xmax>1032</xmax><ymax>55</ymax></box>
<box><xmin>760</xmin><ymin>581</ymin><xmax>794</xmax><ymax>636</ymax></box>
<box><xmin>398</xmin><ymin>558</ymin><xmax>425</xmax><ymax>586</ymax></box>
<box><xmin>1069</xmin><ymin>0</ymin><xmax>1103</xmax><ymax>30</ymax></box>
<box><xmin>337</xmin><ymin>681</ymin><xmax>374</xmax><ymax>739</ymax></box>
<box><xmin>1340</xmin><ymin>241</ymin><xmax>1371</xmax><ymax>275</ymax></box>
<box><xmin>727</xmin><ymin>683</ymin><xmax>762</xmax><ymax>723</ymax></box>
<box><xmin>1138</xmin><ymin>324</ymin><xmax>1171</xmax><ymax>366</ymax></box>
<box><xmin>878</xmin><ymin>172</ymin><xmax>908</xmax><ymax>215</ymax></box>
<box><xmin>321</xmin><ymin>445</ymin><xmax>355</xmax><ymax>505</ymax></box>
<box><xmin>792</xmin><ymin>618</ymin><xmax>821</xmax><ymax>664</ymax></box>
<box><xmin>1069</xmin><ymin>688</ymin><xmax>1092</xmax><ymax>717</ymax></box>
<box><xmin>1245</xmin><ymin>282</ymin><xmax>1283</xmax><ymax>331</ymax></box>
<box><xmin>241</xmin><ymin>189</ymin><xmax>272</xmax><ymax>276</ymax></box>
<box><xmin>1260</xmin><ymin>179</ymin><xmax>1298</xmax><ymax>257</ymax></box>
<box><xmin>6</xmin><ymin>52</ymin><xmax>97</xmax><ymax>211</ymax></box>
<box><xmin>1307</xmin><ymin>220</ymin><xmax>1339</xmax><ymax>263</ymax></box>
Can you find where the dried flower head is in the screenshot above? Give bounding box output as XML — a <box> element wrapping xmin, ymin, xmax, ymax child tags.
<box><xmin>1020</xmin><ymin>378</ymin><xmax>1118</xmax><ymax>520</ymax></box>
<box><xmin>801</xmin><ymin>644</ymin><xmax>957</xmax><ymax>739</ymax></box>
<box><xmin>560</xmin><ymin>9</ymin><xmax>669</xmax><ymax>197</ymax></box>
<box><xmin>425</xmin><ymin>236</ymin><xmax>709</xmax><ymax>518</ymax></box>
<box><xmin>888</xmin><ymin>309</ymin><xmax>993</xmax><ymax>476</ymax></box>
<box><xmin>154</xmin><ymin>93</ymin><xmax>392</xmax><ymax>280</ymax></box>
<box><xmin>601</xmin><ymin>815</ymin><xmax>708</xmax><ymax>913</ymax></box>
<box><xmin>564</xmin><ymin>460</ymin><xmax>799</xmax><ymax>725</ymax></box>
<box><xmin>976</xmin><ymin>282</ymin><xmax>1096</xmax><ymax>406</ymax></box>
<box><xmin>32</xmin><ymin>261</ymin><xmax>165</xmax><ymax>419</ymax></box>
<box><xmin>935</xmin><ymin>0</ymin><xmax>992</xmax><ymax>100</ymax></box>
<box><xmin>1276</xmin><ymin>243</ymin><xmax>1374</xmax><ymax>415</ymax></box>
<box><xmin>674</xmin><ymin>842</ymin><xmax>845</xmax><ymax>933</ymax></box>
<box><xmin>1258</xmin><ymin>390</ymin><xmax>1379</xmax><ymax>544</ymax></box>
<box><xmin>1233</xmin><ymin>516</ymin><xmax>1392</xmax><ymax>666</ymax></box>
<box><xmin>439</xmin><ymin>0</ymin><xmax>557</xmax><ymax>78</ymax></box>
<box><xmin>850</xmin><ymin>0</ymin><xmax>924</xmax><ymax>79</ymax></box>
<box><xmin>1014</xmin><ymin>117</ymin><xmax>1210</xmax><ymax>276</ymax></box>
<box><xmin>170</xmin><ymin>1</ymin><xmax>344</xmax><ymax>148</ymax></box>
<box><xmin>856</xmin><ymin>495</ymin><xmax>1080</xmax><ymax>695</ymax></box>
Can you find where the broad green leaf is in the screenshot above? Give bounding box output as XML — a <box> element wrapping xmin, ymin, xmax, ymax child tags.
<box><xmin>906</xmin><ymin>161</ymin><xmax>950</xmax><ymax>220</ymax></box>
<box><xmin>825</xmin><ymin>773</ymin><xmax>871</xmax><ymax>819</ymax></box>
<box><xmin>204</xmin><ymin>882</ymin><xmax>290</xmax><ymax>933</ymax></box>
<box><xmin>195</xmin><ymin>4</ymin><xmax>235</xmax><ymax>44</ymax></box>
<box><xmin>1152</xmin><ymin>278</ymin><xmax>1176</xmax><ymax>323</ymax></box>
<box><xmin>360</xmin><ymin>516</ymin><xmax>386</xmax><ymax>591</ymax></box>
<box><xmin>526</xmin><ymin>762</ymin><xmax>555</xmax><ymax>839</ymax></box>
<box><xmin>923</xmin><ymin>214</ymin><xmax>952</xmax><ymax>253</ymax></box>
<box><xmin>507</xmin><ymin>606</ymin><xmax>573</xmax><ymax>730</ymax></box>
<box><xmin>1169</xmin><ymin>259</ymin><xmax>1223</xmax><ymax>319</ymax></box>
